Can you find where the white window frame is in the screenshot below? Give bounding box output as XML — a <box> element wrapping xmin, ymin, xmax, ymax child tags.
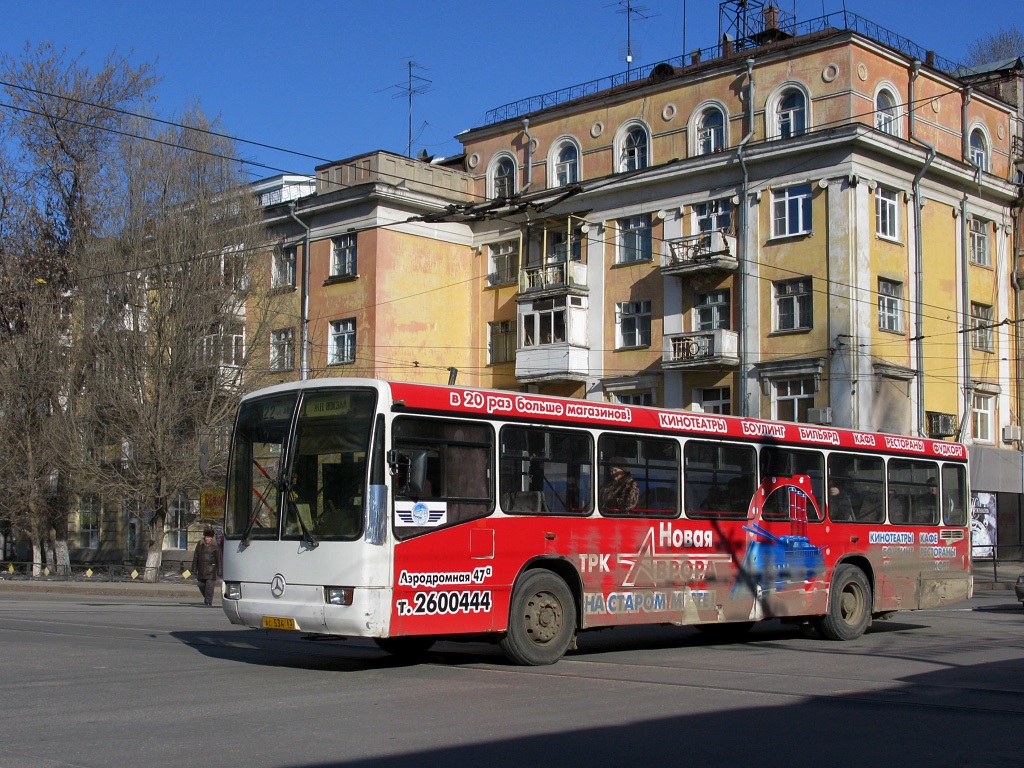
<box><xmin>616</xmin><ymin>122</ymin><xmax>650</xmax><ymax>172</ymax></box>
<box><xmin>165</xmin><ymin>494</ymin><xmax>190</xmax><ymax>550</ymax></box>
<box><xmin>200</xmin><ymin>326</ymin><xmax>244</xmax><ymax>369</ymax></box>
<box><xmin>328</xmin><ymin>318</ymin><xmax>356</xmax><ymax>365</ymax></box>
<box><xmin>695</xmin><ymin>198</ymin><xmax>732</xmax><ymax>234</ymax></box>
<box><xmin>969</xmin><ymin>218</ymin><xmax>990</xmax><ymax>267</ymax></box>
<box><xmin>771</xmin><ymin>183</ymin><xmax>813</xmax><ymax>237</ymax></box>
<box><xmin>617</xmin><ymin>214</ymin><xmax>652</xmax><ymax>263</ymax></box>
<box><xmin>774</xmin><ymin>278</ymin><xmax>813</xmax><ymax>332</ymax></box>
<box><xmin>79</xmin><ymin>498</ymin><xmax>100</xmax><ymax>549</ymax></box>
<box><xmin>549</xmin><ymin>138</ymin><xmax>580</xmax><ymax>187</ymax></box>
<box><xmin>972</xmin><ymin>392</ymin><xmax>994</xmax><ymax>443</ymax></box>
<box><xmin>488</xmin><ymin>320</ymin><xmax>516</xmax><ymax>364</ymax></box>
<box><xmin>488</xmin><ymin>240</ymin><xmax>520</xmax><ymax>285</ymax></box>
<box><xmin>331</xmin><ymin>234</ymin><xmax>357</xmax><ymax>278</ymax></box>
<box><xmin>615</xmin><ymin>300</ymin><xmax>652</xmax><ymax>348</ymax></box>
<box><xmin>874</xmin><ymin>88</ymin><xmax>901</xmax><ymax>136</ymax></box>
<box><xmin>969</xmin><ymin>127</ymin><xmax>989</xmax><ymax>171</ymax></box>
<box><xmin>697</xmin><ymin>106</ymin><xmax>725</xmax><ymax>154</ymax></box>
<box><xmin>616</xmin><ymin>392</ymin><xmax>653</xmax><ymax>406</ymax></box>
<box><xmin>272</xmin><ymin>245</ymin><xmax>297</xmax><ymax>289</ymax></box>
<box><xmin>270</xmin><ymin>328</ymin><xmax>295</xmax><ymax>371</ymax></box>
<box><xmin>489</xmin><ymin>153</ymin><xmax>517</xmax><ymax>199</ymax></box>
<box><xmin>878</xmin><ymin>279</ymin><xmax>904</xmax><ymax>334</ymax></box>
<box><xmin>875</xmin><ymin>187</ymin><xmax>900</xmax><ymax>240</ymax></box>
<box><xmin>769</xmin><ymin>85</ymin><xmax>808</xmax><ymax>139</ymax></box>
<box><xmin>694</xmin><ymin>290</ymin><xmax>730</xmax><ymax>331</ymax></box>
<box><xmin>773</xmin><ymin>378</ymin><xmax>815</xmax><ymax>422</ymax></box>
<box><xmin>697</xmin><ymin>387</ymin><xmax>731</xmax><ymax>415</ymax></box>
<box><xmin>971</xmin><ymin>302</ymin><xmax>994</xmax><ymax>352</ymax></box>
<box><xmin>521</xmin><ymin>297</ymin><xmax>567</xmax><ymax>347</ymax></box>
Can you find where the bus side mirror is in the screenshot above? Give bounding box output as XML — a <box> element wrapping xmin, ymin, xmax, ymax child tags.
<box><xmin>387</xmin><ymin>449</ymin><xmax>428</xmax><ymax>497</ymax></box>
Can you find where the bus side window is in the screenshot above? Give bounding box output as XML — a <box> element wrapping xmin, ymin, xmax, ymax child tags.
<box><xmin>598</xmin><ymin>434</ymin><xmax>679</xmax><ymax>517</ymax></box>
<box><xmin>828</xmin><ymin>453</ymin><xmax>884</xmax><ymax>523</ymax></box>
<box><xmin>391</xmin><ymin>417</ymin><xmax>495</xmax><ymax>539</ymax></box>
<box><xmin>759</xmin><ymin>446</ymin><xmax>825</xmax><ymax>522</ymax></box>
<box><xmin>499</xmin><ymin>426</ymin><xmax>593</xmax><ymax>516</ymax></box>
<box><xmin>888</xmin><ymin>459</ymin><xmax>939</xmax><ymax>525</ymax></box>
<box><xmin>941</xmin><ymin>464</ymin><xmax>967</xmax><ymax>526</ymax></box>
<box><xmin>683</xmin><ymin>441</ymin><xmax>756</xmax><ymax>519</ymax></box>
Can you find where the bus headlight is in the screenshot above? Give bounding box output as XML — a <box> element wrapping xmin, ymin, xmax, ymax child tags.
<box><xmin>223</xmin><ymin>582</ymin><xmax>241</xmax><ymax>600</ymax></box>
<box><xmin>326</xmin><ymin>587</ymin><xmax>354</xmax><ymax>606</ymax></box>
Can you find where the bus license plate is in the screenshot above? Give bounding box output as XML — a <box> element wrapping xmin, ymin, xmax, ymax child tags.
<box><xmin>262</xmin><ymin>615</ymin><xmax>296</xmax><ymax>631</ymax></box>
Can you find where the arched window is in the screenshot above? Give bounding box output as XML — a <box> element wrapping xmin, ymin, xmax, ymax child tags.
<box><xmin>697</xmin><ymin>107</ymin><xmax>725</xmax><ymax>154</ymax></box>
<box><xmin>492</xmin><ymin>156</ymin><xmax>516</xmax><ymax>198</ymax></box>
<box><xmin>875</xmin><ymin>90</ymin><xmax>899</xmax><ymax>136</ymax></box>
<box><xmin>620</xmin><ymin>125</ymin><xmax>649</xmax><ymax>171</ymax></box>
<box><xmin>553</xmin><ymin>142</ymin><xmax>579</xmax><ymax>186</ymax></box>
<box><xmin>777</xmin><ymin>89</ymin><xmax>806</xmax><ymax>139</ymax></box>
<box><xmin>970</xmin><ymin>128</ymin><xmax>988</xmax><ymax>171</ymax></box>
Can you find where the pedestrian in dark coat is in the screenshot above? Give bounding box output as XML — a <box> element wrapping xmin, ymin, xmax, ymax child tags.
<box><xmin>192</xmin><ymin>527</ymin><xmax>222</xmax><ymax>606</ymax></box>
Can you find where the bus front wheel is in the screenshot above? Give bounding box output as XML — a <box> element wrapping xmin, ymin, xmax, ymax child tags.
<box><xmin>818</xmin><ymin>564</ymin><xmax>871</xmax><ymax>641</ymax></box>
<box><xmin>500</xmin><ymin>570</ymin><xmax>576</xmax><ymax>665</ymax></box>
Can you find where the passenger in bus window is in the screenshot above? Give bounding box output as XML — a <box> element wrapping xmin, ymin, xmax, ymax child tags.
<box><xmin>600</xmin><ymin>465</ymin><xmax>639</xmax><ymax>513</ymax></box>
<box><xmin>828</xmin><ymin>481</ymin><xmax>854</xmax><ymax>521</ymax></box>
<box><xmin>914</xmin><ymin>479</ymin><xmax>939</xmax><ymax>524</ymax></box>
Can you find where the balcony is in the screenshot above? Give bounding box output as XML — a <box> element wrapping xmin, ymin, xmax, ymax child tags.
<box><xmin>661</xmin><ymin>230</ymin><xmax>737</xmax><ymax>277</ymax></box>
<box><xmin>662</xmin><ymin>329</ymin><xmax>739</xmax><ymax>369</ymax></box>
<box><xmin>519</xmin><ymin>261</ymin><xmax>588</xmax><ymax>296</ymax></box>
<box><xmin>515</xmin><ymin>343</ymin><xmax>591</xmax><ymax>383</ymax></box>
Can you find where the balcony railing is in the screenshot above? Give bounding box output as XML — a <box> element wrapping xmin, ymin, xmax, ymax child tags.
<box><xmin>662</xmin><ymin>329</ymin><xmax>739</xmax><ymax>369</ymax></box>
<box><xmin>661</xmin><ymin>231</ymin><xmax>737</xmax><ymax>276</ymax></box>
<box><xmin>519</xmin><ymin>261</ymin><xmax>588</xmax><ymax>294</ymax></box>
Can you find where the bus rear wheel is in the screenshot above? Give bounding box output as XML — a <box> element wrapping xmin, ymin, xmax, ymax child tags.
<box><xmin>818</xmin><ymin>564</ymin><xmax>871</xmax><ymax>641</ymax></box>
<box><xmin>374</xmin><ymin>636</ymin><xmax>436</xmax><ymax>657</ymax></box>
<box><xmin>500</xmin><ymin>570</ymin><xmax>576</xmax><ymax>666</ymax></box>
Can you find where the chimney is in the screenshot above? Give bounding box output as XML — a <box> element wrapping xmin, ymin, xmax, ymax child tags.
<box><xmin>723</xmin><ymin>33</ymin><xmax>735</xmax><ymax>57</ymax></box>
<box><xmin>925</xmin><ymin>50</ymin><xmax>935</xmax><ymax>67</ymax></box>
<box><xmin>691</xmin><ymin>48</ymin><xmax>702</xmax><ymax>65</ymax></box>
<box><xmin>764</xmin><ymin>4</ymin><xmax>780</xmax><ymax>31</ymax></box>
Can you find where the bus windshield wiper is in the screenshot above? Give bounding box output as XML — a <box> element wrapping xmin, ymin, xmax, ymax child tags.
<box><xmin>283</xmin><ymin>479</ymin><xmax>319</xmax><ymax>549</ymax></box>
<box><xmin>242</xmin><ymin>460</ymin><xmax>276</xmax><ymax>546</ymax></box>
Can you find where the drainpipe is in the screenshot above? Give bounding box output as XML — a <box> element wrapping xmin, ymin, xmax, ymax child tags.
<box><xmin>736</xmin><ymin>58</ymin><xmax>756</xmax><ymax>417</ymax></box>
<box><xmin>521</xmin><ymin>119</ymin><xmax>534</xmax><ymax>195</ymax></box>
<box><xmin>909</xmin><ymin>60</ymin><xmax>937</xmax><ymax>437</ymax></box>
<box><xmin>288</xmin><ymin>202</ymin><xmax>311</xmax><ymax>381</ymax></box>
<box><xmin>957</xmin><ymin>194</ymin><xmax>972</xmax><ymax>441</ymax></box>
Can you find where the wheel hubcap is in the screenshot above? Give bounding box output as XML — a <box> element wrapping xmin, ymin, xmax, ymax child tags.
<box><xmin>525</xmin><ymin>590</ymin><xmax>562</xmax><ymax>643</ymax></box>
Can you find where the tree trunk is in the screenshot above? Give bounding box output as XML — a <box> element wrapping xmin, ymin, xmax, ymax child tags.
<box><xmin>31</xmin><ymin>540</ymin><xmax>42</xmax><ymax>577</ymax></box>
<box><xmin>143</xmin><ymin>512</ymin><xmax>166</xmax><ymax>582</ymax></box>
<box><xmin>54</xmin><ymin>539</ymin><xmax>71</xmax><ymax>576</ymax></box>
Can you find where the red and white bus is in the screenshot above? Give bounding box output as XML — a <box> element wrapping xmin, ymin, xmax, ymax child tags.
<box><xmin>220</xmin><ymin>378</ymin><xmax>971</xmax><ymax>664</ymax></box>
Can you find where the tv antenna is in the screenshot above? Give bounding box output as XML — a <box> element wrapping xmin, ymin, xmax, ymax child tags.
<box><xmin>609</xmin><ymin>0</ymin><xmax>655</xmax><ymax>75</ymax></box>
<box><xmin>382</xmin><ymin>60</ymin><xmax>432</xmax><ymax>158</ymax></box>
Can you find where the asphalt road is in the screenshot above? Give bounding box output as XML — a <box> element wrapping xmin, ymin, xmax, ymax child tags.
<box><xmin>0</xmin><ymin>590</ymin><xmax>1022</xmax><ymax>768</ymax></box>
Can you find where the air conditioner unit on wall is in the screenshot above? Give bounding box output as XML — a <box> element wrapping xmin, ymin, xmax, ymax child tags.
<box><xmin>807</xmin><ymin>407</ymin><xmax>832</xmax><ymax>425</ymax></box>
<box><xmin>926</xmin><ymin>411</ymin><xmax>958</xmax><ymax>438</ymax></box>
<box><xmin>1002</xmin><ymin>425</ymin><xmax>1022</xmax><ymax>443</ymax></box>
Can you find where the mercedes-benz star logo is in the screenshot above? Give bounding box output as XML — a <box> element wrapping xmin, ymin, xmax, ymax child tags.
<box><xmin>270</xmin><ymin>573</ymin><xmax>286</xmax><ymax>598</ymax></box>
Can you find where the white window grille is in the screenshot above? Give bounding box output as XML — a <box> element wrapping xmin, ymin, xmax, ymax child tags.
<box><xmin>328</xmin><ymin>318</ymin><xmax>356</xmax><ymax>365</ymax></box>
<box><xmin>771</xmin><ymin>184</ymin><xmax>812</xmax><ymax>237</ymax></box>
<box><xmin>616</xmin><ymin>300</ymin><xmax>652</xmax><ymax>348</ymax></box>
<box><xmin>878</xmin><ymin>279</ymin><xmax>904</xmax><ymax>333</ymax></box>
<box><xmin>875</xmin><ymin>187</ymin><xmax>899</xmax><ymax>239</ymax></box>
<box><xmin>617</xmin><ymin>214</ymin><xmax>652</xmax><ymax>263</ymax></box>
<box><xmin>774</xmin><ymin>278</ymin><xmax>813</xmax><ymax>331</ymax></box>
<box><xmin>331</xmin><ymin>234</ymin><xmax>357</xmax><ymax>277</ymax></box>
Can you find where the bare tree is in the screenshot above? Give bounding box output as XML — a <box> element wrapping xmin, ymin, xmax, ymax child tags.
<box><xmin>964</xmin><ymin>26</ymin><xmax>1024</xmax><ymax>67</ymax></box>
<box><xmin>76</xmin><ymin>108</ymin><xmax>277</xmax><ymax>580</ymax></box>
<box><xmin>0</xmin><ymin>43</ymin><xmax>156</xmax><ymax>573</ymax></box>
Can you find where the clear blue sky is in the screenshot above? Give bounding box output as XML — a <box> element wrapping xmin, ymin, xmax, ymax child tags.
<box><xmin>2</xmin><ymin>1</ymin><xmax>1017</xmax><ymax>183</ymax></box>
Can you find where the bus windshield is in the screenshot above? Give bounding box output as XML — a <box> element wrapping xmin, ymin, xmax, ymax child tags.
<box><xmin>225</xmin><ymin>388</ymin><xmax>377</xmax><ymax>540</ymax></box>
